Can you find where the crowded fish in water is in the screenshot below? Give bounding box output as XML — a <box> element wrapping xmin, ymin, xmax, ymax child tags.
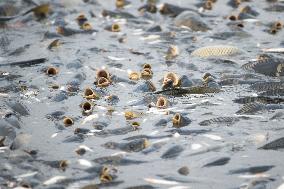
<box><xmin>1</xmin><ymin>0</ymin><xmax>284</xmax><ymax>188</ymax></box>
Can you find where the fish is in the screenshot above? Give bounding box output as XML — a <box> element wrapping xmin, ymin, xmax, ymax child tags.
<box><xmin>174</xmin><ymin>11</ymin><xmax>210</xmax><ymax>31</ymax></box>
<box><xmin>6</xmin><ymin>101</ymin><xmax>30</xmax><ymax>116</ymax></box>
<box><xmin>178</xmin><ymin>166</ymin><xmax>189</xmax><ymax>176</ymax></box>
<box><xmin>3</xmin><ymin>113</ymin><xmax>21</xmax><ymax>129</ymax></box>
<box><xmin>10</xmin><ymin>133</ymin><xmax>31</xmax><ymax>150</ymax></box>
<box><xmin>40</xmin><ymin>160</ymin><xmax>69</xmax><ymax>171</ymax></box>
<box><xmin>259</xmin><ymin>137</ymin><xmax>284</xmax><ymax>150</ymax></box>
<box><xmin>138</xmin><ymin>3</ymin><xmax>157</xmax><ymax>14</ymax></box>
<box><xmin>0</xmin><ymin>119</ymin><xmax>16</xmax><ymax>140</ymax></box>
<box><xmin>250</xmin><ymin>82</ymin><xmax>284</xmax><ymax>91</ymax></box>
<box><xmin>191</xmin><ymin>45</ymin><xmax>241</xmax><ymax>57</ymax></box>
<box><xmin>262</xmin><ymin>48</ymin><xmax>284</xmax><ymax>53</ymax></box>
<box><xmin>63</xmin><ymin>134</ymin><xmax>84</xmax><ymax>143</ymax></box>
<box><xmin>172</xmin><ymin>113</ymin><xmax>191</xmax><ymax>128</ymax></box>
<box><xmin>160</xmin><ymin>3</ymin><xmax>197</xmax><ymax>17</ymax></box>
<box><xmin>242</xmin><ymin>57</ymin><xmax>284</xmax><ymax>77</ymax></box>
<box><xmin>95</xmin><ymin>125</ymin><xmax>140</xmax><ymax>137</ymax></box>
<box><xmin>203</xmin><ymin>157</ymin><xmax>230</xmax><ymax>167</ymax></box>
<box><xmin>199</xmin><ymin>117</ymin><xmax>240</xmax><ymax>126</ymax></box>
<box><xmin>210</xmin><ymin>31</ymin><xmax>251</xmax><ymax>40</ymax></box>
<box><xmin>259</xmin><ymin>88</ymin><xmax>284</xmax><ymax>97</ymax></box>
<box><xmin>167</xmin><ymin>129</ymin><xmax>210</xmax><ymax>136</ymax></box>
<box><xmin>229</xmin><ymin>165</ymin><xmax>274</xmax><ymax>174</ymax></box>
<box><xmin>233</xmin><ymin>96</ymin><xmax>284</xmax><ymax>104</ymax></box>
<box><xmin>43</xmin><ymin>176</ymin><xmax>67</xmax><ymax>186</ymax></box>
<box><xmin>0</xmin><ymin>58</ymin><xmax>47</xmax><ymax>67</ymax></box>
<box><xmin>101</xmin><ymin>9</ymin><xmax>136</xmax><ymax>18</ymax></box>
<box><xmin>155</xmin><ymin>86</ymin><xmax>222</xmax><ymax>96</ymax></box>
<box><xmin>102</xmin><ymin>138</ymin><xmax>149</xmax><ymax>152</ymax></box>
<box><xmin>236</xmin><ymin>103</ymin><xmax>265</xmax><ymax>114</ymax></box>
<box><xmin>93</xmin><ymin>155</ymin><xmax>146</xmax><ymax>166</ymax></box>
<box><xmin>125</xmin><ymin>185</ymin><xmax>156</xmax><ymax>189</ymax></box>
<box><xmin>161</xmin><ymin>145</ymin><xmax>184</xmax><ymax>159</ymax></box>
<box><xmin>144</xmin><ymin>178</ymin><xmax>180</xmax><ymax>185</ymax></box>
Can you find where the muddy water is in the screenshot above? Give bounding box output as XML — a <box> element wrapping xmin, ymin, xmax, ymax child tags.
<box><xmin>0</xmin><ymin>0</ymin><xmax>284</xmax><ymax>188</ymax></box>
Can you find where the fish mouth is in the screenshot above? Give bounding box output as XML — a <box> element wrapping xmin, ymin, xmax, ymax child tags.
<box><xmin>162</xmin><ymin>72</ymin><xmax>180</xmax><ymax>89</ymax></box>
<box><xmin>172</xmin><ymin>113</ymin><xmax>182</xmax><ymax>127</ymax></box>
<box><xmin>46</xmin><ymin>67</ymin><xmax>58</xmax><ymax>76</ymax></box>
<box><xmin>96</xmin><ymin>69</ymin><xmax>110</xmax><ymax>80</ymax></box>
<box><xmin>63</xmin><ymin>117</ymin><xmax>74</xmax><ymax>127</ymax></box>
<box><xmin>156</xmin><ymin>96</ymin><xmax>168</xmax><ymax>109</ymax></box>
<box><xmin>97</xmin><ymin>77</ymin><xmax>111</xmax><ymax>87</ymax></box>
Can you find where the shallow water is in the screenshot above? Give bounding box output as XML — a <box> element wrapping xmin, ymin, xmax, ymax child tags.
<box><xmin>0</xmin><ymin>0</ymin><xmax>284</xmax><ymax>188</ymax></box>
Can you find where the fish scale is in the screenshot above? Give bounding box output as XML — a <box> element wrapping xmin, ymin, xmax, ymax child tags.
<box><xmin>236</xmin><ymin>103</ymin><xmax>284</xmax><ymax>114</ymax></box>
<box><xmin>236</xmin><ymin>103</ymin><xmax>265</xmax><ymax>114</ymax></box>
<box><xmin>259</xmin><ymin>137</ymin><xmax>284</xmax><ymax>150</ymax></box>
<box><xmin>259</xmin><ymin>89</ymin><xmax>284</xmax><ymax>97</ymax></box>
<box><xmin>233</xmin><ymin>96</ymin><xmax>284</xmax><ymax>104</ymax></box>
<box><xmin>154</xmin><ymin>86</ymin><xmax>222</xmax><ymax>96</ymax></box>
<box><xmin>250</xmin><ymin>82</ymin><xmax>284</xmax><ymax>91</ymax></box>
<box><xmin>242</xmin><ymin>58</ymin><xmax>284</xmax><ymax>76</ymax></box>
<box><xmin>199</xmin><ymin>117</ymin><xmax>240</xmax><ymax>126</ymax></box>
<box><xmin>191</xmin><ymin>45</ymin><xmax>241</xmax><ymax>57</ymax></box>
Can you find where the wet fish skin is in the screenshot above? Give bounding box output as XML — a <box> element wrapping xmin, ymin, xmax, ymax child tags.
<box><xmin>10</xmin><ymin>133</ymin><xmax>31</xmax><ymax>150</ymax></box>
<box><xmin>259</xmin><ymin>137</ymin><xmax>284</xmax><ymax>150</ymax></box>
<box><xmin>134</xmin><ymin>81</ymin><xmax>156</xmax><ymax>92</ymax></box>
<box><xmin>0</xmin><ymin>58</ymin><xmax>47</xmax><ymax>67</ymax></box>
<box><xmin>174</xmin><ymin>11</ymin><xmax>210</xmax><ymax>31</ymax></box>
<box><xmin>123</xmin><ymin>134</ymin><xmax>171</xmax><ymax>141</ymax></box>
<box><xmin>154</xmin><ymin>119</ymin><xmax>169</xmax><ymax>127</ymax></box>
<box><xmin>239</xmin><ymin>178</ymin><xmax>275</xmax><ymax>189</ymax></box>
<box><xmin>161</xmin><ymin>145</ymin><xmax>184</xmax><ymax>159</ymax></box>
<box><xmin>51</xmin><ymin>91</ymin><xmax>68</xmax><ymax>102</ymax></box>
<box><xmin>3</xmin><ymin>113</ymin><xmax>21</xmax><ymax>129</ymax></box>
<box><xmin>8</xmin><ymin>44</ymin><xmax>30</xmax><ymax>56</ymax></box>
<box><xmin>6</xmin><ymin>101</ymin><xmax>29</xmax><ymax>116</ymax></box>
<box><xmin>250</xmin><ymin>82</ymin><xmax>284</xmax><ymax>91</ymax></box>
<box><xmin>102</xmin><ymin>9</ymin><xmax>136</xmax><ymax>18</ymax></box>
<box><xmin>203</xmin><ymin>157</ymin><xmax>230</xmax><ymax>167</ymax></box>
<box><xmin>160</xmin><ymin>3</ymin><xmax>197</xmax><ymax>17</ymax></box>
<box><xmin>236</xmin><ymin>103</ymin><xmax>266</xmax><ymax>115</ymax></box>
<box><xmin>178</xmin><ymin>166</ymin><xmax>189</xmax><ymax>176</ymax></box>
<box><xmin>40</xmin><ymin>160</ymin><xmax>68</xmax><ymax>170</ymax></box>
<box><xmin>269</xmin><ymin>112</ymin><xmax>284</xmax><ymax>120</ymax></box>
<box><xmin>93</xmin><ymin>155</ymin><xmax>146</xmax><ymax>166</ymax></box>
<box><xmin>180</xmin><ymin>75</ymin><xmax>194</xmax><ymax>87</ymax></box>
<box><xmin>95</xmin><ymin>125</ymin><xmax>139</xmax><ymax>137</ymax></box>
<box><xmin>62</xmin><ymin>134</ymin><xmax>84</xmax><ymax>143</ymax></box>
<box><xmin>242</xmin><ymin>57</ymin><xmax>284</xmax><ymax>77</ymax></box>
<box><xmin>45</xmin><ymin>111</ymin><xmax>65</xmax><ymax>121</ymax></box>
<box><xmin>233</xmin><ymin>96</ymin><xmax>284</xmax><ymax>104</ymax></box>
<box><xmin>74</xmin><ymin>128</ymin><xmax>90</xmax><ymax>134</ymax></box>
<box><xmin>167</xmin><ymin>129</ymin><xmax>210</xmax><ymax>136</ymax></box>
<box><xmin>125</xmin><ymin>185</ymin><xmax>156</xmax><ymax>189</ymax></box>
<box><xmin>142</xmin><ymin>142</ymin><xmax>166</xmax><ymax>155</ymax></box>
<box><xmin>228</xmin><ymin>165</ymin><xmax>274</xmax><ymax>174</ymax></box>
<box><xmin>146</xmin><ymin>25</ymin><xmax>162</xmax><ymax>32</ymax></box>
<box><xmin>0</xmin><ymin>119</ymin><xmax>16</xmax><ymax>140</ymax></box>
<box><xmin>199</xmin><ymin>117</ymin><xmax>240</xmax><ymax>126</ymax></box>
<box><xmin>102</xmin><ymin>138</ymin><xmax>148</xmax><ymax>152</ymax></box>
<box><xmin>154</xmin><ymin>86</ymin><xmax>221</xmax><ymax>96</ymax></box>
<box><xmin>191</xmin><ymin>45</ymin><xmax>241</xmax><ymax>57</ymax></box>
<box><xmin>236</xmin><ymin>103</ymin><xmax>284</xmax><ymax>115</ymax></box>
<box><xmin>259</xmin><ymin>89</ymin><xmax>284</xmax><ymax>97</ymax></box>
<box><xmin>138</xmin><ymin>3</ymin><xmax>157</xmax><ymax>14</ymax></box>
<box><xmin>265</xmin><ymin>4</ymin><xmax>284</xmax><ymax>12</ymax></box>
<box><xmin>210</xmin><ymin>31</ymin><xmax>251</xmax><ymax>40</ymax></box>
